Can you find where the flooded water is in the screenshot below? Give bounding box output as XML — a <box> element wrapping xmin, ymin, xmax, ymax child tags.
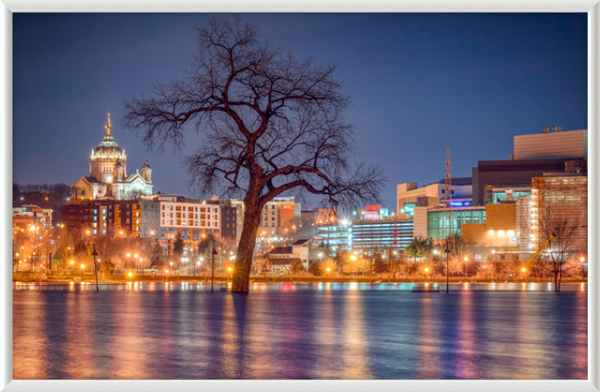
<box><xmin>13</xmin><ymin>282</ymin><xmax>587</xmax><ymax>379</ymax></box>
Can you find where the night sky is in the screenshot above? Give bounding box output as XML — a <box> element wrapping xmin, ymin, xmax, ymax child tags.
<box><xmin>13</xmin><ymin>13</ymin><xmax>587</xmax><ymax>210</ymax></box>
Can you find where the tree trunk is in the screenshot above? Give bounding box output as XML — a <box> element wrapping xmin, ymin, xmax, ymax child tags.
<box><xmin>231</xmin><ymin>195</ymin><xmax>261</xmax><ymax>293</ymax></box>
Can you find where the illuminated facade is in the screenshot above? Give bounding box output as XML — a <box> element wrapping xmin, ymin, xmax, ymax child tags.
<box><xmin>71</xmin><ymin>114</ymin><xmax>153</xmax><ymax>200</ymax></box>
<box><xmin>317</xmin><ymin>219</ymin><xmax>414</xmax><ymax>253</ymax></box>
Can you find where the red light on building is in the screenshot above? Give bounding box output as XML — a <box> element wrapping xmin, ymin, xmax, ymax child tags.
<box><xmin>365</xmin><ymin>204</ymin><xmax>381</xmax><ymax>212</ymax></box>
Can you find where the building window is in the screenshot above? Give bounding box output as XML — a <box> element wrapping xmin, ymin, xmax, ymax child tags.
<box><xmin>93</xmin><ymin>229</ymin><xmax>97</xmax><ymax>234</ymax></box>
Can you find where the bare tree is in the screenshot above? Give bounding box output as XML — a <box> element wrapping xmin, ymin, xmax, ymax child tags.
<box><xmin>447</xmin><ymin>256</ymin><xmax>464</xmax><ymax>277</ymax></box>
<box><xmin>123</xmin><ymin>17</ymin><xmax>384</xmax><ymax>292</ymax></box>
<box><xmin>543</xmin><ymin>215</ymin><xmax>581</xmax><ymax>292</ymax></box>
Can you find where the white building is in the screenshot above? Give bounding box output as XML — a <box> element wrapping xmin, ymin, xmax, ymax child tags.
<box><xmin>267</xmin><ymin>239</ymin><xmax>311</xmax><ymax>274</ymax></box>
<box><xmin>71</xmin><ymin>114</ymin><xmax>153</xmax><ymax>201</ymax></box>
<box><xmin>158</xmin><ymin>195</ymin><xmax>220</xmax><ymax>239</ymax></box>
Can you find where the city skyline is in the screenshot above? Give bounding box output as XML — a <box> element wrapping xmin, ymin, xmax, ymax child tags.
<box><xmin>14</xmin><ymin>13</ymin><xmax>587</xmax><ymax>209</ymax></box>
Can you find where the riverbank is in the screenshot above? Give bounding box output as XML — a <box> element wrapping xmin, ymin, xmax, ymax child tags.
<box><xmin>13</xmin><ymin>272</ymin><xmax>587</xmax><ymax>285</ymax></box>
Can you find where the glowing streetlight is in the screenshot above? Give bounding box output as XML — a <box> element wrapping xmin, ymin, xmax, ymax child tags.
<box><xmin>326</xmin><ymin>267</ymin><xmax>331</xmax><ymax>272</ymax></box>
<box><xmin>350</xmin><ymin>255</ymin><xmax>357</xmax><ymax>261</ymax></box>
<box><xmin>522</xmin><ymin>268</ymin><xmax>526</xmax><ymax>272</ymax></box>
<box><xmin>126</xmin><ymin>253</ymin><xmax>131</xmax><ymax>258</ymax></box>
<box><xmin>580</xmin><ymin>256</ymin><xmax>586</xmax><ymax>262</ymax></box>
<box><xmin>128</xmin><ymin>272</ymin><xmax>133</xmax><ymax>277</ymax></box>
<box><xmin>228</xmin><ymin>267</ymin><xmax>232</xmax><ymax>272</ymax></box>
<box><xmin>425</xmin><ymin>268</ymin><xmax>429</xmax><ymax>272</ymax></box>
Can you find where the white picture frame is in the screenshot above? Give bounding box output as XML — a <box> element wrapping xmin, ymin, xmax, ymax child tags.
<box><xmin>1</xmin><ymin>1</ymin><xmax>598</xmax><ymax>391</ymax></box>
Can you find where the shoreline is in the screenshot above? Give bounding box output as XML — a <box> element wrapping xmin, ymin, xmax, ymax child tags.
<box><xmin>12</xmin><ymin>275</ymin><xmax>588</xmax><ymax>285</ymax></box>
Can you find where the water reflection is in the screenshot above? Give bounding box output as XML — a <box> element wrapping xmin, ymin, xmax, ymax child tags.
<box><xmin>13</xmin><ymin>283</ymin><xmax>587</xmax><ymax>380</ymax></box>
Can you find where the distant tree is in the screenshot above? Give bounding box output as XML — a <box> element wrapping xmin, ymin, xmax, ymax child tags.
<box><xmin>309</xmin><ymin>261</ymin><xmax>323</xmax><ymax>277</ymax></box>
<box><xmin>197</xmin><ymin>233</ymin><xmax>220</xmax><ymax>260</ymax></box>
<box><xmin>374</xmin><ymin>257</ymin><xmax>388</xmax><ymax>275</ymax></box>
<box><xmin>123</xmin><ymin>16</ymin><xmax>384</xmax><ymax>292</ymax></box>
<box><xmin>562</xmin><ymin>257</ymin><xmax>583</xmax><ymax>278</ymax></box>
<box><xmin>290</xmin><ymin>259</ymin><xmax>304</xmax><ymax>278</ymax></box>
<box><xmin>254</xmin><ymin>256</ymin><xmax>272</xmax><ymax>276</ymax></box>
<box><xmin>99</xmin><ymin>258</ymin><xmax>116</xmax><ymax>273</ymax></box>
<box><xmin>322</xmin><ymin>259</ymin><xmax>338</xmax><ymax>276</ymax></box>
<box><xmin>542</xmin><ymin>215</ymin><xmax>582</xmax><ymax>292</ymax></box>
<box><xmin>397</xmin><ymin>260</ymin><xmax>412</xmax><ymax>279</ymax></box>
<box><xmin>172</xmin><ymin>232</ymin><xmax>185</xmax><ymax>256</ymax></box>
<box><xmin>405</xmin><ymin>236</ymin><xmax>433</xmax><ymax>263</ymax></box>
<box><xmin>447</xmin><ymin>256</ymin><xmax>464</xmax><ymax>277</ymax></box>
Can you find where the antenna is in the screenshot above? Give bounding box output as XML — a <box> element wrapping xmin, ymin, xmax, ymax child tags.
<box><xmin>441</xmin><ymin>149</ymin><xmax>454</xmax><ymax>293</ymax></box>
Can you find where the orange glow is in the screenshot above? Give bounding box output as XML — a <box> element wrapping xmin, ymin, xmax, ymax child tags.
<box><xmin>128</xmin><ymin>272</ymin><xmax>133</xmax><ymax>277</ymax></box>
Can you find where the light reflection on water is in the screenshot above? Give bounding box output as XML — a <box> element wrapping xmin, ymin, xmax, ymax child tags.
<box><xmin>13</xmin><ymin>283</ymin><xmax>587</xmax><ymax>380</ymax></box>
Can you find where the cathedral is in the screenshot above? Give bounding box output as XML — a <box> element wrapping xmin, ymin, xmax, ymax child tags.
<box><xmin>71</xmin><ymin>114</ymin><xmax>153</xmax><ymax>200</ymax></box>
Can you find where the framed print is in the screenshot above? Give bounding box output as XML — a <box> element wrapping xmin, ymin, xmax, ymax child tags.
<box><xmin>2</xmin><ymin>1</ymin><xmax>599</xmax><ymax>391</ymax></box>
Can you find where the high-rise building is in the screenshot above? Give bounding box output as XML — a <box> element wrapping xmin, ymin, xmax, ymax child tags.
<box><xmin>472</xmin><ymin>128</ymin><xmax>587</xmax><ymax>206</ymax></box>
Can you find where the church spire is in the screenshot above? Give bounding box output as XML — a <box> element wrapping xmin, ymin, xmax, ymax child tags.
<box><xmin>105</xmin><ymin>113</ymin><xmax>111</xmax><ymax>137</ymax></box>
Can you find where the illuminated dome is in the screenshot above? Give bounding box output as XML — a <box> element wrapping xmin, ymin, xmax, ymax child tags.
<box><xmin>91</xmin><ymin>114</ymin><xmax>126</xmax><ymax>160</ymax></box>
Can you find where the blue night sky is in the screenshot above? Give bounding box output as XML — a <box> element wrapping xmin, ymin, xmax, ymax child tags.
<box><xmin>13</xmin><ymin>13</ymin><xmax>587</xmax><ymax>210</ymax></box>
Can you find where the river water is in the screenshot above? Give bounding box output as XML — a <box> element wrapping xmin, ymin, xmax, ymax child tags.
<box><xmin>13</xmin><ymin>282</ymin><xmax>587</xmax><ymax>379</ymax></box>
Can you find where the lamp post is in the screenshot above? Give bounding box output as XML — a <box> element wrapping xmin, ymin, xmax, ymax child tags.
<box><xmin>211</xmin><ymin>248</ymin><xmax>217</xmax><ymax>293</ymax></box>
<box><xmin>92</xmin><ymin>244</ymin><xmax>99</xmax><ymax>292</ymax></box>
<box><xmin>80</xmin><ymin>263</ymin><xmax>86</xmax><ymax>282</ymax></box>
